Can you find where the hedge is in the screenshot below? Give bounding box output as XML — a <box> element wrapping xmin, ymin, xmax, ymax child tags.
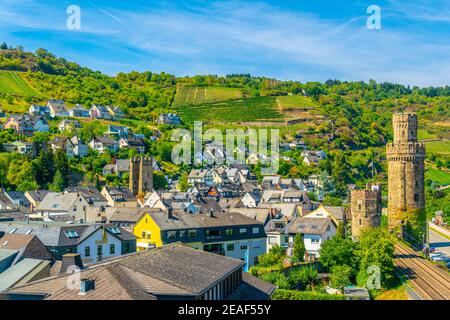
<box><xmin>271</xmin><ymin>289</ymin><xmax>345</xmax><ymax>300</ymax></box>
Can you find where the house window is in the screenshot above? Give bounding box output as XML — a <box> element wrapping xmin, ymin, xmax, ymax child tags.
<box><xmin>253</xmin><ymin>240</ymin><xmax>261</xmax><ymax>249</ymax></box>
<box><xmin>252</xmin><ymin>227</ymin><xmax>259</xmax><ymax>234</ymax></box>
<box><xmin>73</xmin><ymin>206</ymin><xmax>77</xmax><ymax>212</ymax></box>
<box><xmin>124</xmin><ymin>243</ymin><xmax>130</xmax><ymax>253</ymax></box>
<box><xmin>167</xmin><ymin>231</ymin><xmax>177</xmax><ymax>240</ymax></box>
<box><xmin>142</xmin><ymin>231</ymin><xmax>146</xmax><ymax>239</ymax></box>
<box><xmin>311</xmin><ymin>238</ymin><xmax>320</xmax><ymax>244</ymax></box>
<box><xmin>188</xmin><ymin>230</ymin><xmax>197</xmax><ymax>238</ymax></box>
<box><xmin>240</xmin><ymin>243</ymin><xmax>248</xmax><ymax>250</ymax></box>
<box><xmin>268</xmin><ymin>237</ymin><xmax>277</xmax><ymax>244</ymax></box>
<box><xmin>225</xmin><ymin>229</ymin><xmax>233</xmax><ymax>236</ymax></box>
<box><xmin>97</xmin><ymin>245</ymin><xmax>103</xmax><ymax>256</ymax></box>
<box><xmin>84</xmin><ymin>246</ymin><xmax>90</xmax><ymax>257</ymax></box>
<box><xmin>206</xmin><ymin>230</ymin><xmax>220</xmax><ymax>238</ymax></box>
<box><xmin>179</xmin><ymin>230</ymin><xmax>186</xmax><ymax>238</ymax></box>
<box><xmin>227</xmin><ymin>243</ymin><xmax>235</xmax><ymax>251</ymax></box>
<box><xmin>110</xmin><ymin>244</ymin><xmax>115</xmax><ymax>255</ymax></box>
<box><xmin>146</xmin><ymin>232</ymin><xmax>151</xmax><ymax>239</ymax></box>
<box><xmin>239</xmin><ymin>228</ymin><xmax>247</xmax><ymax>234</ymax></box>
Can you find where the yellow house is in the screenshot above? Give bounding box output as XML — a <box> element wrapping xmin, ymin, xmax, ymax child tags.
<box><xmin>132</xmin><ymin>211</ymin><xmax>203</xmax><ymax>251</ymax></box>
<box><xmin>133</xmin><ymin>212</ymin><xmax>163</xmax><ymax>251</ymax></box>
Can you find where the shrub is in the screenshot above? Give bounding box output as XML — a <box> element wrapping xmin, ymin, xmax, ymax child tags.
<box><xmin>272</xmin><ymin>289</ymin><xmax>345</xmax><ymax>300</ymax></box>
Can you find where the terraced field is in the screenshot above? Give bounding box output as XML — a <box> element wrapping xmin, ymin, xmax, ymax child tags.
<box><xmin>426</xmin><ymin>140</ymin><xmax>450</xmax><ymax>156</ymax></box>
<box><xmin>175</xmin><ymin>96</ymin><xmax>284</xmax><ymax>123</ymax></box>
<box><xmin>172</xmin><ymin>86</ymin><xmax>243</xmax><ymax>107</ymax></box>
<box><xmin>426</xmin><ymin>168</ymin><xmax>450</xmax><ymax>186</ymax></box>
<box><xmin>276</xmin><ymin>95</ymin><xmax>316</xmax><ymax>110</ymax></box>
<box><xmin>0</xmin><ymin>70</ymin><xmax>39</xmax><ymax>96</ymax></box>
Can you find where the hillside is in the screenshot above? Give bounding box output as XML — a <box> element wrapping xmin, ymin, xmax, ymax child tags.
<box><xmin>0</xmin><ymin>70</ymin><xmax>39</xmax><ymax>96</ymax></box>
<box><xmin>175</xmin><ymin>96</ymin><xmax>284</xmax><ymax>123</ymax></box>
<box><xmin>172</xmin><ymin>85</ymin><xmax>244</xmax><ymax>107</ymax></box>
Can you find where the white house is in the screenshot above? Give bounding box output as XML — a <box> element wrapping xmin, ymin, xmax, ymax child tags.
<box><xmin>76</xmin><ymin>225</ymin><xmax>125</xmax><ymax>265</ymax></box>
<box><xmin>71</xmin><ymin>136</ymin><xmax>89</xmax><ymax>157</ymax></box>
<box><xmin>47</xmin><ymin>100</ymin><xmax>69</xmax><ymax>118</ymax></box>
<box><xmin>29</xmin><ymin>105</ymin><xmax>50</xmax><ymax>117</ymax></box>
<box><xmin>88</xmin><ymin>136</ymin><xmax>119</xmax><ymax>154</ymax></box>
<box><xmin>188</xmin><ymin>169</ymin><xmax>213</xmax><ymax>186</ymax></box>
<box><xmin>36</xmin><ymin>192</ymin><xmax>91</xmax><ymax>221</ymax></box>
<box><xmin>287</xmin><ymin>215</ymin><xmax>337</xmax><ymax>259</ymax></box>
<box><xmin>241</xmin><ymin>192</ymin><xmax>261</xmax><ymax>208</ymax></box>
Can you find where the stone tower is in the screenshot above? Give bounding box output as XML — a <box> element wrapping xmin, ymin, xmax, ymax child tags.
<box><xmin>386</xmin><ymin>113</ymin><xmax>425</xmax><ymax>241</ymax></box>
<box><xmin>351</xmin><ymin>183</ymin><xmax>382</xmax><ymax>239</ymax></box>
<box><xmin>129</xmin><ymin>157</ymin><xmax>153</xmax><ymax>196</ymax></box>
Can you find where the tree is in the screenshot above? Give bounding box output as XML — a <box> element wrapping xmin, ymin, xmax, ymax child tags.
<box><xmin>288</xmin><ymin>266</ymin><xmax>318</xmax><ymax>290</ymax></box>
<box><xmin>336</xmin><ymin>222</ymin><xmax>346</xmax><ymax>239</ymax></box>
<box><xmin>257</xmin><ymin>245</ymin><xmax>286</xmax><ymax>267</ymax></box>
<box><xmin>330</xmin><ymin>151</ymin><xmax>351</xmax><ymax>198</ymax></box>
<box><xmin>49</xmin><ymin>170</ymin><xmax>66</xmax><ymax>192</ymax></box>
<box><xmin>319</xmin><ymin>236</ymin><xmax>356</xmax><ymax>270</ymax></box>
<box><xmin>292</xmin><ymin>234</ymin><xmax>306</xmax><ymax>262</ymax></box>
<box><xmin>153</xmin><ymin>171</ymin><xmax>168</xmax><ymax>190</ymax></box>
<box><xmin>178</xmin><ymin>172</ymin><xmax>190</xmax><ymax>192</ymax></box>
<box><xmin>32</xmin><ymin>150</ymin><xmax>55</xmax><ymax>188</ymax></box>
<box><xmin>330</xmin><ymin>265</ymin><xmax>352</xmax><ymax>289</ymax></box>
<box><xmin>54</xmin><ymin>149</ymin><xmax>70</xmax><ymax>188</ymax></box>
<box><xmin>7</xmin><ymin>159</ymin><xmax>38</xmax><ymax>192</ymax></box>
<box><xmin>355</xmin><ymin>228</ymin><xmax>395</xmax><ymax>288</ymax></box>
<box><xmin>0</xmin><ymin>42</ymin><xmax>7</xmax><ymax>50</ymax></box>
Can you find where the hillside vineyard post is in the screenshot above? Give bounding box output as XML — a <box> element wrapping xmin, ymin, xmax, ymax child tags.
<box><xmin>387</xmin><ymin>113</ymin><xmax>426</xmax><ymax>243</ymax></box>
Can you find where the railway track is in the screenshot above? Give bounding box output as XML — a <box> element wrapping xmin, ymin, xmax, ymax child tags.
<box><xmin>394</xmin><ymin>243</ymin><xmax>450</xmax><ymax>300</ymax></box>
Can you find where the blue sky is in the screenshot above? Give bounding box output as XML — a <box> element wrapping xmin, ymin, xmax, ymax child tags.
<box><xmin>0</xmin><ymin>0</ymin><xmax>449</xmax><ymax>86</ymax></box>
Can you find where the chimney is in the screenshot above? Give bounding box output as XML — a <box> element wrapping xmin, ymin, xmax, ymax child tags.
<box><xmin>209</xmin><ymin>208</ymin><xmax>214</xmax><ymax>218</ymax></box>
<box><xmin>60</xmin><ymin>253</ymin><xmax>84</xmax><ymax>274</ymax></box>
<box><xmin>168</xmin><ymin>207</ymin><xmax>173</xmax><ymax>219</ymax></box>
<box><xmin>79</xmin><ymin>279</ymin><xmax>95</xmax><ymax>295</ymax></box>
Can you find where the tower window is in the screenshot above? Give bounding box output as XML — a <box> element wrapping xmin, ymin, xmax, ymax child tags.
<box><xmin>414</xmin><ymin>194</ymin><xmax>419</xmax><ymax>202</ymax></box>
<box><xmin>358</xmin><ymin>204</ymin><xmax>362</xmax><ymax>210</ymax></box>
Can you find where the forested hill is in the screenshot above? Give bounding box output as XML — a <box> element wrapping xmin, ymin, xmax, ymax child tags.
<box><xmin>0</xmin><ymin>43</ymin><xmax>449</xmax><ymax>126</ymax></box>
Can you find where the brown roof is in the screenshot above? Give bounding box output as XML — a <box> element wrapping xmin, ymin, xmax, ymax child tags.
<box><xmin>0</xmin><ymin>234</ymin><xmax>54</xmax><ymax>261</ymax></box>
<box><xmin>4</xmin><ymin>244</ymin><xmax>246</xmax><ymax>299</ymax></box>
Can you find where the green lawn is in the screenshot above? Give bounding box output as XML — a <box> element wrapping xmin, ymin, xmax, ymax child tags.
<box><xmin>172</xmin><ymin>86</ymin><xmax>243</xmax><ymax>107</ymax></box>
<box><xmin>276</xmin><ymin>95</ymin><xmax>317</xmax><ymax>110</ymax></box>
<box><xmin>0</xmin><ymin>70</ymin><xmax>39</xmax><ymax>96</ymax></box>
<box><xmin>426</xmin><ymin>168</ymin><xmax>450</xmax><ymax>186</ymax></box>
<box><xmin>175</xmin><ymin>96</ymin><xmax>284</xmax><ymax>123</ymax></box>
<box><xmin>418</xmin><ymin>129</ymin><xmax>438</xmax><ymax>140</ymax></box>
<box><xmin>426</xmin><ymin>140</ymin><xmax>450</xmax><ymax>156</ymax></box>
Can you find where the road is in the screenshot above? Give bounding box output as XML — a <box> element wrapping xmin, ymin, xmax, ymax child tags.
<box><xmin>429</xmin><ymin>229</ymin><xmax>450</xmax><ymax>257</ymax></box>
<box><xmin>429</xmin><ymin>223</ymin><xmax>450</xmax><ymax>257</ymax></box>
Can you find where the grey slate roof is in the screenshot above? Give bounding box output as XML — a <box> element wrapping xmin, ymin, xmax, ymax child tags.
<box><xmin>0</xmin><ymin>258</ymin><xmax>49</xmax><ymax>291</ymax></box>
<box><xmin>4</xmin><ymin>244</ymin><xmax>274</xmax><ymax>300</ymax></box>
<box><xmin>36</xmin><ymin>192</ymin><xmax>78</xmax><ymax>212</ymax></box>
<box><xmin>287</xmin><ymin>216</ymin><xmax>334</xmax><ymax>235</ymax></box>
